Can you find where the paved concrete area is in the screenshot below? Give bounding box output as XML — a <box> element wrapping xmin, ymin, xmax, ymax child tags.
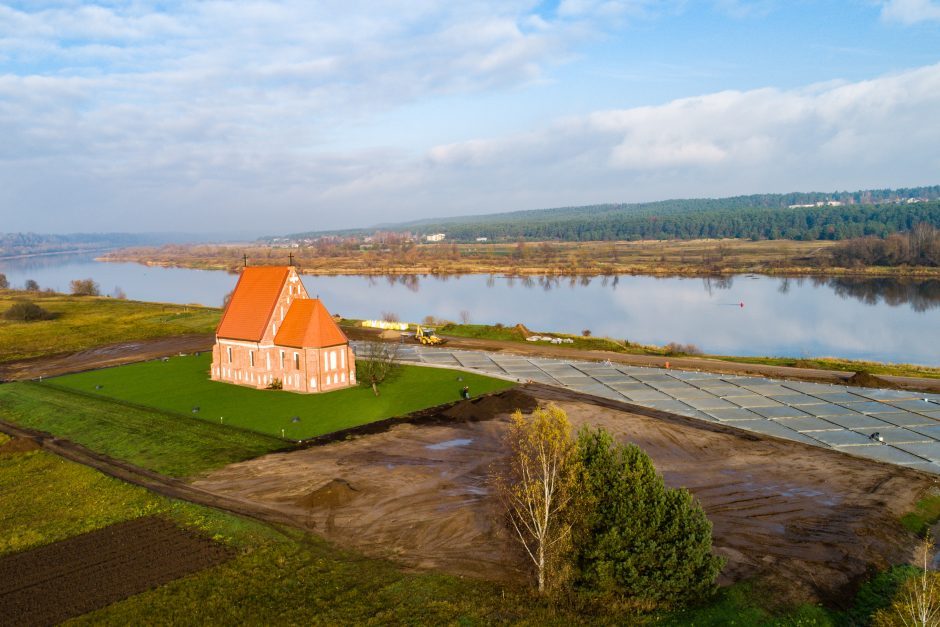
<box><xmin>353</xmin><ymin>342</ymin><xmax>940</xmax><ymax>475</ymax></box>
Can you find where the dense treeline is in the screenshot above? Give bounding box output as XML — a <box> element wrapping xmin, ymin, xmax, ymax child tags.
<box><xmin>400</xmin><ymin>201</ymin><xmax>940</xmax><ymax>242</ymax></box>
<box><xmin>286</xmin><ymin>186</ymin><xmax>940</xmax><ymax>243</ymax></box>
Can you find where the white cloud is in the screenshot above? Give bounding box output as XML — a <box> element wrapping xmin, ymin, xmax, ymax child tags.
<box><xmin>0</xmin><ymin>2</ymin><xmax>937</xmax><ymax>233</ymax></box>
<box><xmin>880</xmin><ymin>0</ymin><xmax>940</xmax><ymax>24</ymax></box>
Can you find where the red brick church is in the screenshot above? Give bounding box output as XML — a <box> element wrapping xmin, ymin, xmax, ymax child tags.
<box><xmin>210</xmin><ymin>266</ymin><xmax>356</xmax><ymax>393</ymax></box>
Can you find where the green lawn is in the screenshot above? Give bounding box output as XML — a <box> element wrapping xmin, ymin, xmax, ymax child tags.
<box><xmin>0</xmin><ymin>290</ymin><xmax>220</xmax><ymax>363</ymax></box>
<box><xmin>0</xmin><ymin>381</ymin><xmax>286</xmax><ymax>477</ymax></box>
<box><xmin>1</xmin><ymin>447</ymin><xmax>835</xmax><ymax>625</ymax></box>
<box><xmin>46</xmin><ymin>353</ymin><xmax>515</xmax><ymax>440</ymax></box>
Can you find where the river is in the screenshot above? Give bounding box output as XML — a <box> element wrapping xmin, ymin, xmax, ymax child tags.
<box><xmin>1</xmin><ymin>253</ymin><xmax>938</xmax><ymax>365</ymax></box>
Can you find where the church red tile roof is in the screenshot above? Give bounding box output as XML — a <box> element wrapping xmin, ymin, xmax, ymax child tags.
<box><xmin>275</xmin><ymin>298</ymin><xmax>348</xmax><ymax>348</ymax></box>
<box><xmin>216</xmin><ymin>266</ymin><xmax>289</xmax><ymax>341</ymax></box>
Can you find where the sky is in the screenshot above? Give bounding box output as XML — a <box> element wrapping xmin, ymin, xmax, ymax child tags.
<box><xmin>1</xmin><ymin>1</ymin><xmax>939</xmax><ymax>235</ymax></box>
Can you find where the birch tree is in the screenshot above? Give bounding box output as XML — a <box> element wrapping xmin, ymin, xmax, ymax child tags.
<box><xmin>493</xmin><ymin>404</ymin><xmax>581</xmax><ymax>594</ymax></box>
<box><xmin>875</xmin><ymin>534</ymin><xmax>940</xmax><ymax>627</ymax></box>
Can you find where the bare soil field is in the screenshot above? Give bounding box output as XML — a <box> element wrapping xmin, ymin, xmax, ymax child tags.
<box><xmin>0</xmin><ymin>516</ymin><xmax>232</xmax><ymax>627</ymax></box>
<box><xmin>194</xmin><ymin>388</ymin><xmax>937</xmax><ymax>605</ymax></box>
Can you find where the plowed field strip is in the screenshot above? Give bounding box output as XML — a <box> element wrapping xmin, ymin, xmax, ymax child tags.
<box><xmin>0</xmin><ymin>517</ymin><xmax>233</xmax><ymax>627</ymax></box>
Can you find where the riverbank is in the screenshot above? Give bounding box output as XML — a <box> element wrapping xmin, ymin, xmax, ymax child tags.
<box><xmin>99</xmin><ymin>239</ymin><xmax>940</xmax><ymax>278</ymax></box>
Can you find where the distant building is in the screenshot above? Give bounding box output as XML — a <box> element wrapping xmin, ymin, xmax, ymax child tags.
<box><xmin>475</xmin><ymin>237</ymin><xmax>488</xmax><ymax>242</ymax></box>
<box><xmin>210</xmin><ymin>266</ymin><xmax>355</xmax><ymax>394</ymax></box>
<box><xmin>425</xmin><ymin>233</ymin><xmax>446</xmax><ymax>242</ymax></box>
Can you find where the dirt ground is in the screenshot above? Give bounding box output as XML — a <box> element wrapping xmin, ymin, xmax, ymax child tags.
<box><xmin>194</xmin><ymin>388</ymin><xmax>937</xmax><ymax>605</ymax></box>
<box><xmin>0</xmin><ymin>516</ymin><xmax>232</xmax><ymax>627</ymax></box>
<box><xmin>0</xmin><ymin>334</ymin><xmax>214</xmax><ymax>382</ymax></box>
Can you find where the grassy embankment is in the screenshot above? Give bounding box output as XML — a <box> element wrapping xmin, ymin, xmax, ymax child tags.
<box><xmin>45</xmin><ymin>353</ymin><xmax>514</xmax><ymax>439</ymax></box>
<box><xmin>0</xmin><ymin>446</ymin><xmax>836</xmax><ymax>624</ymax></box>
<box><xmin>433</xmin><ymin>323</ymin><xmax>940</xmax><ymax>380</ymax></box>
<box><xmin>0</xmin><ymin>290</ymin><xmax>220</xmax><ymax>363</ymax></box>
<box><xmin>103</xmin><ymin>238</ymin><xmax>940</xmax><ymax>277</ymax></box>
<box><xmin>0</xmin><ymin>355</ymin><xmax>513</xmax><ymax>474</ymax></box>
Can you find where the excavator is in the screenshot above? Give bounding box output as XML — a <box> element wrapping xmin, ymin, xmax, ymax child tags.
<box><xmin>414</xmin><ymin>325</ymin><xmax>446</xmax><ymax>346</ymax></box>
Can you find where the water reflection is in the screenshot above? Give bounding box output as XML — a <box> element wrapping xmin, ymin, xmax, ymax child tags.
<box><xmin>820</xmin><ymin>277</ymin><xmax>940</xmax><ymax>312</ymax></box>
<box><xmin>0</xmin><ymin>253</ymin><xmax>937</xmax><ymax>363</ymax></box>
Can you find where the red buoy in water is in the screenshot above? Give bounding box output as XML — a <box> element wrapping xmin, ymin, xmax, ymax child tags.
<box><xmin>740</xmin><ymin>302</ymin><xmax>744</xmax><ymax>308</ymax></box>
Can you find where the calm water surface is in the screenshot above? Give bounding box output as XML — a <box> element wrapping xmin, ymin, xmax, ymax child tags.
<box><xmin>1</xmin><ymin>253</ymin><xmax>938</xmax><ymax>365</ymax></box>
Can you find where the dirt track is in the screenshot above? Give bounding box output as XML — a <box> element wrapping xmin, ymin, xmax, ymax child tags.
<box><xmin>193</xmin><ymin>387</ymin><xmax>938</xmax><ymax>604</ymax></box>
<box><xmin>0</xmin><ymin>334</ymin><xmax>214</xmax><ymax>382</ymax></box>
<box><xmin>0</xmin><ymin>516</ymin><xmax>232</xmax><ymax>627</ymax></box>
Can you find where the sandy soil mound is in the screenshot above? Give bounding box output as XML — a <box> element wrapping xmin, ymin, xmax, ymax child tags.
<box><xmin>294</xmin><ymin>479</ymin><xmax>359</xmax><ymax>508</ymax></box>
<box><xmin>847</xmin><ymin>371</ymin><xmax>902</xmax><ymax>389</ymax></box>
<box><xmin>0</xmin><ymin>437</ymin><xmax>41</xmax><ymax>455</ymax></box>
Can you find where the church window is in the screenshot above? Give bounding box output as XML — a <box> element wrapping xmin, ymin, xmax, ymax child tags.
<box><xmin>280</xmin><ymin>350</ymin><xmax>285</xmax><ymax>369</ymax></box>
<box><xmin>330</xmin><ymin>351</ymin><xmax>337</xmax><ymax>370</ymax></box>
<box><xmin>227</xmin><ymin>347</ymin><xmax>232</xmax><ymax>363</ymax></box>
<box><xmin>249</xmin><ymin>350</ymin><xmax>254</xmax><ymax>367</ymax></box>
<box><xmin>294</xmin><ymin>353</ymin><xmax>300</xmax><ymax>370</ymax></box>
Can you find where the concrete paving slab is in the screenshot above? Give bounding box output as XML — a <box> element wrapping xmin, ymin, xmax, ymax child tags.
<box><xmin>800</xmin><ymin>403</ymin><xmax>865</xmax><ymax>417</ymax></box>
<box><xmin>775</xmin><ymin>417</ymin><xmax>843</xmax><ymax>432</ymax></box>
<box><xmin>837</xmin><ymin>444</ymin><xmax>929</xmax><ymax>466</ymax></box>
<box><xmin>895</xmin><ymin>442</ymin><xmax>940</xmax><ymax>463</ymax></box>
<box><xmin>766</xmin><ymin>393</ymin><xmax>825</xmax><ymax>406</ymax></box>
<box><xmin>860</xmin><ymin>389</ymin><xmax>922</xmax><ymax>401</ymax></box>
<box><xmin>680</xmin><ymin>397</ymin><xmax>741</xmax><ymax>410</ymax></box>
<box><xmin>820</xmin><ymin>413</ymin><xmax>893</xmax><ymax>430</ymax></box>
<box><xmin>705</xmin><ymin>407</ymin><xmax>764</xmax><ymax>421</ymax></box>
<box><xmin>724</xmin><ymin>420</ymin><xmax>819</xmax><ymax>444</ymax></box>
<box><xmin>640</xmin><ymin>400</ymin><xmax>699</xmax><ymax>414</ymax></box>
<box><xmin>809</xmin><ymin>430</ymin><xmax>878</xmax><ymax>447</ymax></box>
<box><xmin>840</xmin><ymin>401</ymin><xmax>900</xmax><ymax>415</ymax></box>
<box><xmin>813</xmin><ymin>392</ymin><xmax>869</xmax><ymax>403</ymax></box>
<box><xmin>911</xmin><ymin>424</ymin><xmax>940</xmax><ymax>439</ymax></box>
<box><xmin>728</xmin><ymin>396</ymin><xmax>785</xmax><ymax>409</ymax></box>
<box><xmin>620</xmin><ymin>390</ymin><xmax>673</xmax><ymax>402</ymax></box>
<box><xmin>750</xmin><ymin>405</ymin><xmax>814</xmax><ymax>419</ymax></box>
<box><xmin>850</xmin><ymin>427</ymin><xmax>931</xmax><ymax>445</ymax></box>
<box><xmin>885</xmin><ymin>399</ymin><xmax>939</xmax><ymax>413</ymax></box>
<box><xmin>741</xmin><ymin>384</ymin><xmax>796</xmax><ymax>396</ymax></box>
<box><xmin>877</xmin><ymin>412</ymin><xmax>936</xmax><ymax>428</ymax></box>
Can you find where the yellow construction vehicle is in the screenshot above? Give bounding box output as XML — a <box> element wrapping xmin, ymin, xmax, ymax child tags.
<box><xmin>415</xmin><ymin>325</ymin><xmax>446</xmax><ymax>346</ymax></box>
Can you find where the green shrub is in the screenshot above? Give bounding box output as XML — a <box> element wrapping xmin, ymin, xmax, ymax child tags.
<box><xmin>574</xmin><ymin>427</ymin><xmax>723</xmax><ymax>607</ymax></box>
<box><xmin>3</xmin><ymin>301</ymin><xmax>56</xmax><ymax>322</ymax></box>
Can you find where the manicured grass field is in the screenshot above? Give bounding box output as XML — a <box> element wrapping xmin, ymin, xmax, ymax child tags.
<box><xmin>0</xmin><ymin>382</ymin><xmax>286</xmax><ymax>477</ymax></box>
<box><xmin>48</xmin><ymin>353</ymin><xmax>515</xmax><ymax>440</ymax></box>
<box><xmin>1</xmin><ymin>448</ymin><xmax>835</xmax><ymax>625</ymax></box>
<box><xmin>0</xmin><ymin>290</ymin><xmax>220</xmax><ymax>362</ymax></box>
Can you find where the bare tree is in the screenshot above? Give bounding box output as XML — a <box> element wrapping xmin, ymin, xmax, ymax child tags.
<box><xmin>492</xmin><ymin>404</ymin><xmax>582</xmax><ymax>594</ymax></box>
<box><xmin>24</xmin><ymin>279</ymin><xmax>39</xmax><ymax>291</ymax></box>
<box><xmin>70</xmin><ymin>278</ymin><xmax>100</xmax><ymax>296</ymax></box>
<box><xmin>360</xmin><ymin>340</ymin><xmax>400</xmax><ymax>396</ymax></box>
<box><xmin>459</xmin><ymin>309</ymin><xmax>471</xmax><ymax>324</ymax></box>
<box><xmin>113</xmin><ymin>286</ymin><xmax>127</xmax><ymax>299</ymax></box>
<box><xmin>0</xmin><ymin>273</ymin><xmax>8</xmax><ymax>289</ymax></box>
<box><xmin>381</xmin><ymin>311</ymin><xmax>399</xmax><ymax>323</ymax></box>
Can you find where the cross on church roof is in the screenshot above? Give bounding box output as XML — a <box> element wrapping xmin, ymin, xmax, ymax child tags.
<box><xmin>243</xmin><ymin>253</ymin><xmax>248</xmax><ymax>267</ymax></box>
<box><xmin>288</xmin><ymin>252</ymin><xmax>294</xmax><ymax>266</ymax></box>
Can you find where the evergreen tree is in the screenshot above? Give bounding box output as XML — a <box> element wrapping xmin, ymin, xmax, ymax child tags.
<box><xmin>574</xmin><ymin>427</ymin><xmax>723</xmax><ymax>606</ymax></box>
